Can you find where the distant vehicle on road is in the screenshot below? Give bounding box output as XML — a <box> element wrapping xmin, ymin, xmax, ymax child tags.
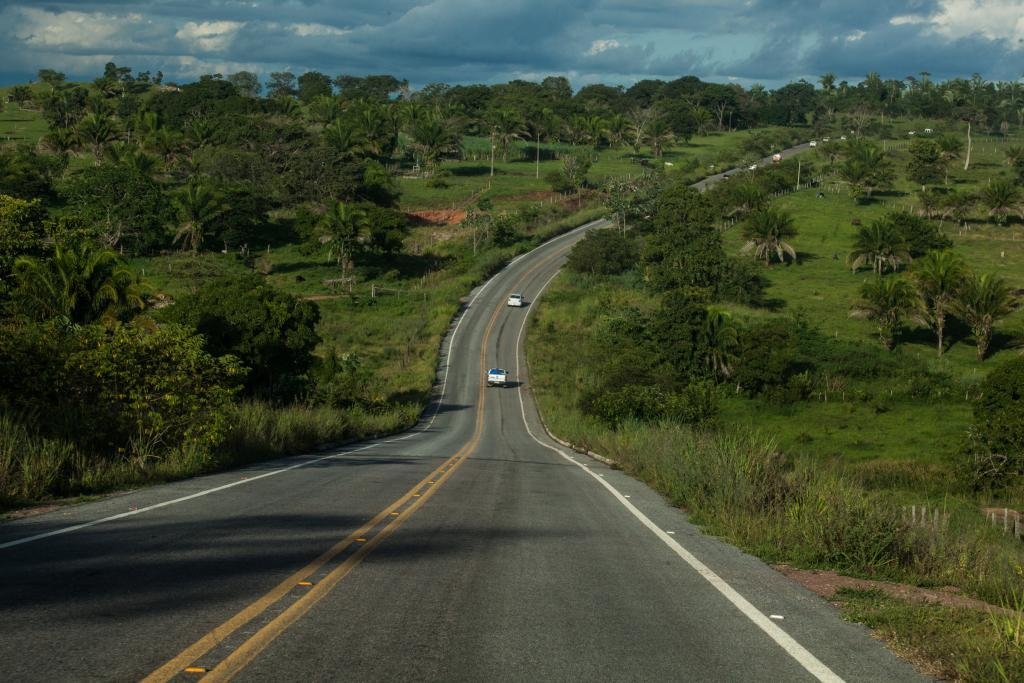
<box><xmin>487</xmin><ymin>368</ymin><xmax>508</xmax><ymax>387</ymax></box>
<box><xmin>748</xmin><ymin>163</ymin><xmax>758</xmax><ymax>170</ymax></box>
<box><xmin>809</xmin><ymin>140</ymin><xmax>817</xmax><ymax>147</ymax></box>
<box><xmin>507</xmin><ymin>293</ymin><xmax>524</xmax><ymax>307</ymax></box>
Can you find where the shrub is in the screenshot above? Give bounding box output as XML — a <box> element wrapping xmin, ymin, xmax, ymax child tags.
<box><xmin>565</xmin><ymin>229</ymin><xmax>638</xmax><ymax>275</ymax></box>
<box><xmin>159</xmin><ymin>273</ymin><xmax>321</xmax><ymax>401</ymax></box>
<box><xmin>960</xmin><ymin>356</ymin><xmax>1024</xmax><ymax>489</ymax></box>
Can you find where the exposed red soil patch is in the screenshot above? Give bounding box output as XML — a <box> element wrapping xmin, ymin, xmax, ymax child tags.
<box><xmin>406</xmin><ymin>209</ymin><xmax>467</xmax><ymax>226</ymax></box>
<box><xmin>775</xmin><ymin>564</ymin><xmax>1007</xmax><ymax>612</ymax></box>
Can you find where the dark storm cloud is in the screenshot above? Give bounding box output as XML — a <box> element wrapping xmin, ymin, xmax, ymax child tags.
<box><xmin>0</xmin><ymin>0</ymin><xmax>1020</xmax><ymax>90</ymax></box>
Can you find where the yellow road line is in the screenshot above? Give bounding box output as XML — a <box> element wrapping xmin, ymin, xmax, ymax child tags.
<box><xmin>141</xmin><ymin>451</ymin><xmax>464</xmax><ymax>683</ymax></box>
<box><xmin>201</xmin><ymin>429</ymin><xmax>482</xmax><ymax>681</ymax></box>
<box><xmin>144</xmin><ymin>241</ymin><xmax>576</xmax><ymax>682</ymax></box>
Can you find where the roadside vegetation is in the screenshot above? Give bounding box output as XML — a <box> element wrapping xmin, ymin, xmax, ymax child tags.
<box><xmin>3</xmin><ymin>65</ymin><xmax>1024</xmax><ymax>679</ymax></box>
<box><xmin>528</xmin><ymin>124</ymin><xmax>1024</xmax><ymax>678</ymax></box>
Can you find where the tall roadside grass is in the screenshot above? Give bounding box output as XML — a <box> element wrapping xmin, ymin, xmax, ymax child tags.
<box><xmin>527</xmin><ymin>273</ymin><xmax>1024</xmax><ymax>681</ymax></box>
<box><xmin>219</xmin><ymin>400</ymin><xmax>420</xmax><ymax>464</ymax></box>
<box><xmin>0</xmin><ymin>400</ymin><xmax>420</xmax><ymax>512</ymax></box>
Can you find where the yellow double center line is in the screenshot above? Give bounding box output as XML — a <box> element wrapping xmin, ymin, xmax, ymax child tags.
<box><xmin>145</xmin><ymin>241</ymin><xmax>576</xmax><ymax>682</ymax></box>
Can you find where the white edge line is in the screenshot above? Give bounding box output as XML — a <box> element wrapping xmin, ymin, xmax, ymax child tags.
<box><xmin>511</xmin><ymin>253</ymin><xmax>844</xmax><ymax>683</ymax></box>
<box><xmin>0</xmin><ymin>218</ymin><xmax>605</xmax><ymax>550</ymax></box>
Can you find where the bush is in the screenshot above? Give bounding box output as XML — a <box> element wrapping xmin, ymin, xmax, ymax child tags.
<box><xmin>960</xmin><ymin>356</ymin><xmax>1024</xmax><ymax>489</ymax></box>
<box><xmin>732</xmin><ymin>318</ymin><xmax>809</xmax><ymax>401</ymax></box>
<box><xmin>159</xmin><ymin>273</ymin><xmax>321</xmax><ymax>401</ymax></box>
<box><xmin>565</xmin><ymin>229</ymin><xmax>638</xmax><ymax>275</ymax></box>
<box><xmin>0</xmin><ymin>320</ymin><xmax>243</xmax><ymax>459</ymax></box>
<box><xmin>580</xmin><ymin>381</ymin><xmax>718</xmax><ymax>429</ymax></box>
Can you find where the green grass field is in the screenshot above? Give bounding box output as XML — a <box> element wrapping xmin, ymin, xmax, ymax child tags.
<box><xmin>0</xmin><ymin>100</ymin><xmax>49</xmax><ymax>146</ymax></box>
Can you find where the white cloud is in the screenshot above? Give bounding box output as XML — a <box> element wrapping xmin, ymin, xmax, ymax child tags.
<box><xmin>586</xmin><ymin>39</ymin><xmax>621</xmax><ymax>55</ymax></box>
<box><xmin>889</xmin><ymin>15</ymin><xmax>926</xmax><ymax>27</ymax></box>
<box><xmin>906</xmin><ymin>0</ymin><xmax>1024</xmax><ymax>48</ymax></box>
<box><xmin>13</xmin><ymin>8</ymin><xmax>151</xmax><ymax>50</ymax></box>
<box><xmin>175</xmin><ymin>20</ymin><xmax>244</xmax><ymax>52</ymax></box>
<box><xmin>288</xmin><ymin>23</ymin><xmax>351</xmax><ymax>38</ymax></box>
<box><xmin>844</xmin><ymin>30</ymin><xmax>867</xmax><ymax>43</ymax></box>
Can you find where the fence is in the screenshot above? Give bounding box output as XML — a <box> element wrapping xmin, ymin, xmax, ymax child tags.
<box><xmin>904</xmin><ymin>504</ymin><xmax>1023</xmax><ymax>541</ymax></box>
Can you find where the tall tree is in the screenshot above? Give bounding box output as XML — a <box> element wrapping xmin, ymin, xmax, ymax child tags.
<box><xmin>297</xmin><ymin>71</ymin><xmax>334</xmax><ymax>103</ymax></box>
<box><xmin>76</xmin><ymin>112</ymin><xmax>120</xmax><ymax>162</ymax></box>
<box><xmin>318</xmin><ymin>201</ymin><xmax>369</xmax><ymax>281</ymax></box>
<box><xmin>848</xmin><ymin>218</ymin><xmax>911</xmax><ymax>274</ymax></box>
<box><xmin>172</xmin><ymin>180</ymin><xmax>227</xmax><ymax>255</ymax></box>
<box><xmin>740</xmin><ymin>206</ymin><xmax>797</xmax><ymax>265</ymax></box>
<box><xmin>488</xmin><ymin>109</ymin><xmax>526</xmax><ymax>162</ymax></box>
<box><xmin>227</xmin><ymin>71</ymin><xmax>262</xmax><ymax>98</ymax></box>
<box><xmin>978</xmin><ymin>177</ymin><xmax>1022</xmax><ymax>226</ymax></box>
<box><xmin>912</xmin><ymin>250</ymin><xmax>967</xmax><ymax>355</ymax></box>
<box><xmin>266</xmin><ymin>71</ymin><xmax>298</xmax><ymax>99</ymax></box>
<box><xmin>12</xmin><ymin>242</ymin><xmax>148</xmax><ymax>325</ymax></box>
<box><xmin>849</xmin><ymin>276</ymin><xmax>920</xmax><ymax>350</ymax></box>
<box><xmin>954</xmin><ymin>272</ymin><xmax>1018</xmax><ymax>360</ymax></box>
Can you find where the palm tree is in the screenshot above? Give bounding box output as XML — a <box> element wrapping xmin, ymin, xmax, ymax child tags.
<box><xmin>837</xmin><ymin>140</ymin><xmax>894</xmax><ymax>201</ymax></box>
<box><xmin>703</xmin><ymin>307</ymin><xmax>740</xmax><ymax>379</ymax></box>
<box><xmin>319</xmin><ymin>201</ymin><xmax>369</xmax><ymax>281</ymax></box>
<box><xmin>741</xmin><ymin>207</ymin><xmax>797</xmax><ymax>265</ymax></box>
<box><xmin>76</xmin><ymin>112</ymin><xmax>120</xmax><ymax>163</ymax></box>
<box><xmin>954</xmin><ymin>272</ymin><xmax>1018</xmax><ymax>360</ymax></box>
<box><xmin>940</xmin><ymin>189</ymin><xmax>975</xmax><ymax>231</ymax></box>
<box><xmin>690</xmin><ymin>106</ymin><xmax>714</xmax><ymax>137</ymax></box>
<box><xmin>128</xmin><ymin>110</ymin><xmax>159</xmax><ymax>145</ymax></box>
<box><xmin>355</xmin><ymin>101</ymin><xmax>399</xmax><ymax>160</ymax></box>
<box><xmin>489</xmin><ymin>109</ymin><xmax>526</xmax><ymax>161</ymax></box>
<box><xmin>307</xmin><ymin>95</ymin><xmax>341</xmax><ymax>125</ymax></box>
<box><xmin>978</xmin><ymin>177</ymin><xmax>1022</xmax><ymax>226</ymax></box>
<box><xmin>603</xmin><ymin>114</ymin><xmax>629</xmax><ymax>150</ymax></box>
<box><xmin>1006</xmin><ymin>145</ymin><xmax>1024</xmax><ymax>169</ymax></box>
<box><xmin>146</xmin><ymin>127</ymin><xmax>183</xmax><ymax>165</ymax></box>
<box><xmin>643</xmin><ymin>116</ymin><xmax>675</xmax><ymax>158</ymax></box>
<box><xmin>40</xmin><ymin>127</ymin><xmax>78</xmax><ymax>158</ymax></box>
<box><xmin>322</xmin><ymin>119</ymin><xmax>364</xmax><ymax>159</ymax></box>
<box><xmin>104</xmin><ymin>142</ymin><xmax>158</xmax><ymax>176</ymax></box>
<box><xmin>184</xmin><ymin>118</ymin><xmax>220</xmax><ymax>156</ymax></box>
<box><xmin>408</xmin><ymin>113</ymin><xmax>460</xmax><ymax>175</ymax></box>
<box><xmin>912</xmin><ymin>250</ymin><xmax>967</xmax><ymax>355</ymax></box>
<box><xmin>12</xmin><ymin>242</ymin><xmax>148</xmax><ymax>325</ymax></box>
<box><xmin>849</xmin><ymin>276</ymin><xmax>920</xmax><ymax>350</ymax></box>
<box><xmin>848</xmin><ymin>218</ymin><xmax>911</xmax><ymax>274</ymax></box>
<box><xmin>172</xmin><ymin>179</ymin><xmax>226</xmax><ymax>255</ymax></box>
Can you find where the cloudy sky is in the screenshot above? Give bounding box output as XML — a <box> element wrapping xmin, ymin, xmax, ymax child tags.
<box><xmin>2</xmin><ymin>1</ymin><xmax>1022</xmax><ymax>92</ymax></box>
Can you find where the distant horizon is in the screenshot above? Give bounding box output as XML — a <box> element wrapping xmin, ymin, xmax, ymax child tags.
<box><xmin>1</xmin><ymin>1</ymin><xmax>1022</xmax><ymax>94</ymax></box>
<box><xmin>3</xmin><ymin>67</ymin><xmax>1021</xmax><ymax>97</ymax></box>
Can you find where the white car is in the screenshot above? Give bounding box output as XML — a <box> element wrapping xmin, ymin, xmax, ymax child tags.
<box><xmin>748</xmin><ymin>163</ymin><xmax>758</xmax><ymax>170</ymax></box>
<box><xmin>809</xmin><ymin>140</ymin><xmax>817</xmax><ymax>147</ymax></box>
<box><xmin>507</xmin><ymin>293</ymin><xmax>524</xmax><ymax>307</ymax></box>
<box><xmin>487</xmin><ymin>368</ymin><xmax>508</xmax><ymax>387</ymax></box>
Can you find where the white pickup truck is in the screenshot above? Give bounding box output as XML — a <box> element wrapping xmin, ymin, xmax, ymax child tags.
<box><xmin>486</xmin><ymin>368</ymin><xmax>508</xmax><ymax>387</ymax></box>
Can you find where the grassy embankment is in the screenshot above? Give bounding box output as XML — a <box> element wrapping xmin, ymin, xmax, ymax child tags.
<box><xmin>526</xmin><ymin>128</ymin><xmax>1024</xmax><ymax>680</ymax></box>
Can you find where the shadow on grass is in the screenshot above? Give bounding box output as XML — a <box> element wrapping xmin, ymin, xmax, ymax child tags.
<box><xmin>448</xmin><ymin>165</ymin><xmax>495</xmax><ymax>177</ymax></box>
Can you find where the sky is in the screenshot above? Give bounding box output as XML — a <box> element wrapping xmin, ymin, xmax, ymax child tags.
<box><xmin>1</xmin><ymin>1</ymin><xmax>1023</xmax><ymax>92</ymax></box>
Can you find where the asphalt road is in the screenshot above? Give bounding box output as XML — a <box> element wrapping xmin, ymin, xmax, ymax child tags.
<box><xmin>0</xmin><ymin>218</ymin><xmax>928</xmax><ymax>682</ymax></box>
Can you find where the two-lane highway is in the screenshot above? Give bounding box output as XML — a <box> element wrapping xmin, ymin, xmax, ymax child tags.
<box><xmin>0</xmin><ymin>219</ymin><xmax>927</xmax><ymax>681</ymax></box>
